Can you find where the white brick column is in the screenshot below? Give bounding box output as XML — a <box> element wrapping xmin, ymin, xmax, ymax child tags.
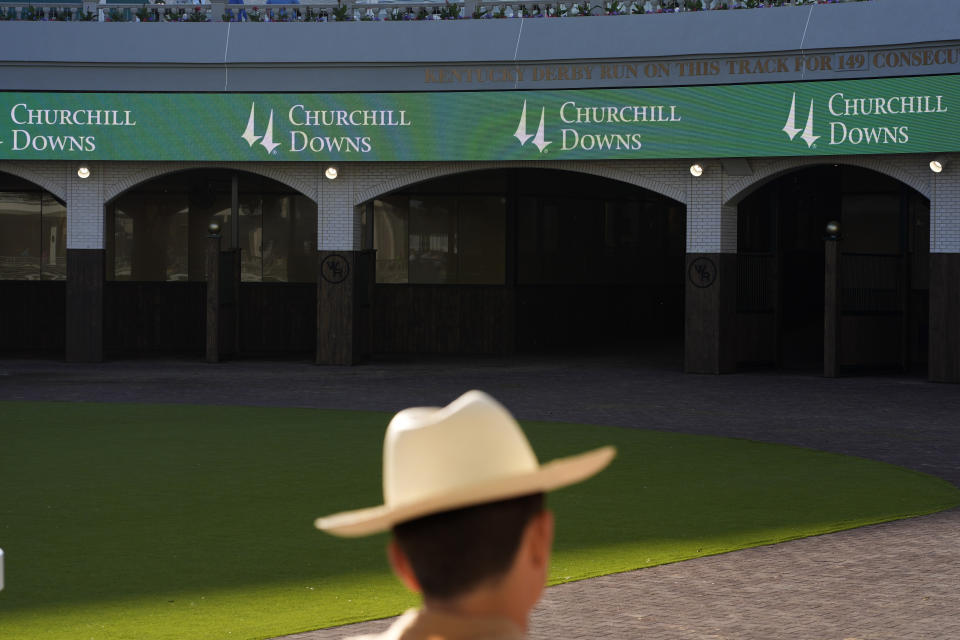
<box><xmin>66</xmin><ymin>162</ymin><xmax>105</xmax><ymax>250</ymax></box>
<box><xmin>315</xmin><ymin>165</ymin><xmax>367</xmax><ymax>365</ymax></box>
<box><xmin>684</xmin><ymin>160</ymin><xmax>737</xmax><ymax>374</ymax></box>
<box><xmin>63</xmin><ymin>162</ymin><xmax>106</xmax><ymax>361</ymax></box>
<box><xmin>929</xmin><ymin>157</ymin><xmax>960</xmax><ymax>382</ymax></box>
<box><xmin>686</xmin><ymin>160</ymin><xmax>736</xmax><ymax>255</ymax></box>
<box><xmin>931</xmin><ymin>159</ymin><xmax>960</xmax><ymax>254</ymax></box>
<box><xmin>317</xmin><ymin>167</ymin><xmax>357</xmax><ymax>251</ymax></box>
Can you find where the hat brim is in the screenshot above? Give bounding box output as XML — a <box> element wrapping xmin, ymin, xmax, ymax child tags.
<box><xmin>315</xmin><ymin>445</ymin><xmax>616</xmax><ymax>537</ymax></box>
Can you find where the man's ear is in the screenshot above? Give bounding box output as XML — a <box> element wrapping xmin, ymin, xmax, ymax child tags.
<box><xmin>387</xmin><ymin>538</ymin><xmax>423</xmax><ymax>594</ymax></box>
<box><xmin>526</xmin><ymin>509</ymin><xmax>555</xmax><ymax>569</ymax></box>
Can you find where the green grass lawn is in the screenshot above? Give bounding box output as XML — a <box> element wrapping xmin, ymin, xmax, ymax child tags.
<box><xmin>1</xmin><ymin>401</ymin><xmax>957</xmax><ymax>640</ymax></box>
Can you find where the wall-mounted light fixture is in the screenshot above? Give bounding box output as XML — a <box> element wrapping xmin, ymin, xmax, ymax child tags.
<box><xmin>324</xmin><ymin>166</ymin><xmax>339</xmax><ymax>180</ymax></box>
<box><xmin>689</xmin><ymin>163</ymin><xmax>704</xmax><ymax>177</ymax></box>
<box><xmin>77</xmin><ymin>166</ymin><xmax>90</xmax><ymax>179</ymax></box>
<box><xmin>929</xmin><ymin>156</ymin><xmax>946</xmax><ymax>173</ymax></box>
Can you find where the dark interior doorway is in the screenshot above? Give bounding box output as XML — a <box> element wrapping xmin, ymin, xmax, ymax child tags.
<box><xmin>365</xmin><ymin>169</ymin><xmax>686</xmax><ymax>359</ymax></box>
<box><xmin>0</xmin><ymin>172</ymin><xmax>66</xmax><ymax>357</ymax></box>
<box><xmin>105</xmin><ymin>169</ymin><xmax>317</xmax><ymax>358</ymax></box>
<box><xmin>737</xmin><ymin>165</ymin><xmax>929</xmax><ymax>372</ymax></box>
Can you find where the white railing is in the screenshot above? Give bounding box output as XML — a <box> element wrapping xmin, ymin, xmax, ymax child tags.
<box><xmin>0</xmin><ymin>0</ymin><xmax>872</xmax><ymax>22</ymax></box>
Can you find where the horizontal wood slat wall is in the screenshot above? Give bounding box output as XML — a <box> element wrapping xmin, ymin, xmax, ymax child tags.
<box><xmin>684</xmin><ymin>253</ymin><xmax>736</xmax><ymax>374</ymax></box>
<box><xmin>240</xmin><ymin>283</ymin><xmax>316</xmax><ymax>354</ymax></box>
<box><xmin>373</xmin><ymin>285</ymin><xmax>514</xmax><ymax>355</ymax></box>
<box><xmin>515</xmin><ymin>284</ymin><xmax>682</xmax><ymax>351</ymax></box>
<box><xmin>66</xmin><ymin>249</ymin><xmax>104</xmax><ymax>362</ymax></box>
<box><xmin>104</xmin><ymin>282</ymin><xmax>205</xmax><ymax>355</ymax></box>
<box><xmin>929</xmin><ymin>253</ymin><xmax>960</xmax><ymax>383</ymax></box>
<box><xmin>373</xmin><ymin>284</ymin><xmax>682</xmax><ymax>355</ymax></box>
<box><xmin>0</xmin><ymin>281</ymin><xmax>65</xmax><ymax>353</ymax></box>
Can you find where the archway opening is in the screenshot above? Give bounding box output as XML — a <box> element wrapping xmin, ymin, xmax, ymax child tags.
<box><xmin>105</xmin><ymin>169</ymin><xmax>317</xmax><ymax>357</ymax></box>
<box><xmin>363</xmin><ymin>169</ymin><xmax>686</xmax><ymax>362</ymax></box>
<box><xmin>736</xmin><ymin>165</ymin><xmax>929</xmax><ymax>372</ymax></box>
<box><xmin>0</xmin><ymin>171</ymin><xmax>66</xmax><ymax>357</ymax></box>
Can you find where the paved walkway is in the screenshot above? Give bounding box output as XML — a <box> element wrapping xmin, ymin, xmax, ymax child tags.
<box><xmin>2</xmin><ymin>353</ymin><xmax>958</xmax><ymax>639</ymax></box>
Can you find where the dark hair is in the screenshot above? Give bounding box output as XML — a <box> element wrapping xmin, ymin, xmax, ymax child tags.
<box><xmin>392</xmin><ymin>493</ymin><xmax>545</xmax><ymax>600</ymax></box>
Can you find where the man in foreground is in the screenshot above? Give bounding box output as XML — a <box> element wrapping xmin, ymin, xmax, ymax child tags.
<box><xmin>315</xmin><ymin>390</ymin><xmax>615</xmax><ymax>639</ymax></box>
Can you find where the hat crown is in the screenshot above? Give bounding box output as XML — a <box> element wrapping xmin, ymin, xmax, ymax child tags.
<box><xmin>383</xmin><ymin>391</ymin><xmax>538</xmax><ymax>508</ymax></box>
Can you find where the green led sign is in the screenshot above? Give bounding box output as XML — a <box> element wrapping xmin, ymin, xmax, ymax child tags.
<box><xmin>1</xmin><ymin>74</ymin><xmax>958</xmax><ymax>161</ymax></box>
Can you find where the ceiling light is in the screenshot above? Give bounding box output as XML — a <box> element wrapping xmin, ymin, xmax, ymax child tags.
<box><xmin>324</xmin><ymin>166</ymin><xmax>338</xmax><ymax>180</ymax></box>
<box><xmin>929</xmin><ymin>157</ymin><xmax>945</xmax><ymax>173</ymax></box>
<box><xmin>689</xmin><ymin>163</ymin><xmax>703</xmax><ymax>177</ymax></box>
<box><xmin>77</xmin><ymin>166</ymin><xmax>90</xmax><ymax>179</ymax></box>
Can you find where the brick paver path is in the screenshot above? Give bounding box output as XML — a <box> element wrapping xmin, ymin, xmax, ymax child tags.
<box><xmin>292</xmin><ymin>510</ymin><xmax>960</xmax><ymax>640</ymax></box>
<box><xmin>2</xmin><ymin>352</ymin><xmax>958</xmax><ymax>639</ymax></box>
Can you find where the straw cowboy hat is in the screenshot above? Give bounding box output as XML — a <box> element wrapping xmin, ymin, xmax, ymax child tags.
<box><xmin>315</xmin><ymin>390</ymin><xmax>615</xmax><ymax>537</ymax></box>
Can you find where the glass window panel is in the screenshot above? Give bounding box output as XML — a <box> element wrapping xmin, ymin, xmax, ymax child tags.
<box><xmin>842</xmin><ymin>193</ymin><xmax>900</xmax><ymax>254</ymax></box>
<box><xmin>546</xmin><ymin>199</ymin><xmax>594</xmax><ymax>283</ymax></box>
<box><xmin>536</xmin><ymin>202</ymin><xmax>564</xmax><ymax>284</ymax></box>
<box><xmin>842</xmin><ymin>166</ymin><xmax>899</xmax><ymax>194</ymax></box>
<box><xmin>0</xmin><ymin>191</ymin><xmax>41</xmax><ymax>280</ymax></box>
<box><xmin>603</xmin><ymin>202</ymin><xmax>619</xmax><ymax>249</ymax></box>
<box><xmin>107</xmin><ymin>172</ymin><xmax>310</xmax><ymax>283</ymax></box>
<box><xmin>118</xmin><ymin>194</ymin><xmax>189</xmax><ymax>282</ymax></box>
<box><xmin>110</xmin><ymin>204</ymin><xmax>133</xmax><ymax>281</ymax></box>
<box><xmin>409</xmin><ymin>197</ymin><xmax>457</xmax><ymax>284</ymax></box>
<box><xmin>374</xmin><ymin>197</ymin><xmax>409</xmax><ymax>284</ymax></box>
<box><xmin>458</xmin><ymin>197</ymin><xmax>505</xmax><ymax>285</ymax></box>
<box><xmin>541</xmin><ymin>202</ymin><xmax>560</xmax><ymax>253</ymax></box>
<box><xmin>287</xmin><ymin>195</ymin><xmax>317</xmax><ymax>283</ymax></box>
<box><xmin>360</xmin><ymin>202</ymin><xmax>372</xmax><ymax>251</ymax></box>
<box><xmin>666</xmin><ymin>205</ymin><xmax>685</xmax><ymax>255</ymax></box>
<box><xmin>163</xmin><ymin>203</ymin><xmax>189</xmax><ymax>281</ymax></box>
<box><xmin>601</xmin><ymin>202</ymin><xmax>632</xmax><ymax>282</ymax></box>
<box><xmin>187</xmin><ymin>189</ymin><xmax>231</xmax><ymax>282</ymax></box>
<box><xmin>239</xmin><ymin>193</ymin><xmax>263</xmax><ymax>282</ymax></box>
<box><xmin>200</xmin><ymin>174</ymin><xmax>236</xmax><ymax>249</ymax></box>
<box><xmin>41</xmin><ymin>196</ymin><xmax>67</xmax><ymax>281</ymax></box>
<box><xmin>909</xmin><ymin>193</ymin><xmax>930</xmax><ymax>290</ymax></box>
<box><xmin>563</xmin><ymin>200</ymin><xmax>601</xmax><ymax>284</ymax></box>
<box><xmin>516</xmin><ymin>196</ymin><xmax>540</xmax><ymax>284</ymax></box>
<box><xmin>261</xmin><ymin>193</ymin><xmax>290</xmax><ymax>283</ymax></box>
<box><xmin>604</xmin><ymin>201</ymin><xmax>643</xmax><ymax>249</ymax></box>
<box><xmin>255</xmin><ymin>192</ymin><xmax>316</xmax><ymax>283</ymax></box>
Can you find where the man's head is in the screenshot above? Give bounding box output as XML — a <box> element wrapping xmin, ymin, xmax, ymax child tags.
<box><xmin>390</xmin><ymin>493</ymin><xmax>547</xmax><ymax>600</ymax></box>
<box><xmin>388</xmin><ymin>493</ymin><xmax>554</xmax><ymax>630</ymax></box>
<box><xmin>314</xmin><ymin>391</ymin><xmax>613</xmax><ymax>623</ymax></box>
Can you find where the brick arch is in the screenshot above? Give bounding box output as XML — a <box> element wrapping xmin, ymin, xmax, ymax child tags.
<box><xmin>723</xmin><ymin>156</ymin><xmax>930</xmax><ymax>206</ymax></box>
<box><xmin>353</xmin><ymin>161</ymin><xmax>688</xmax><ymax>206</ymax></box>
<box><xmin>0</xmin><ymin>163</ymin><xmax>67</xmax><ymax>201</ymax></box>
<box><xmin>104</xmin><ymin>162</ymin><xmax>317</xmax><ymax>203</ymax></box>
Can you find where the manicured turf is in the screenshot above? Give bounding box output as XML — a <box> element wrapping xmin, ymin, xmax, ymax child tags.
<box><xmin>1</xmin><ymin>401</ymin><xmax>957</xmax><ymax>640</ymax></box>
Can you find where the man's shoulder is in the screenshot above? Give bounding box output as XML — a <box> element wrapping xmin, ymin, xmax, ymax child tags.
<box><xmin>340</xmin><ymin>608</ymin><xmax>524</xmax><ymax>640</ymax></box>
<box><xmin>341</xmin><ymin>610</ymin><xmax>418</xmax><ymax>640</ymax></box>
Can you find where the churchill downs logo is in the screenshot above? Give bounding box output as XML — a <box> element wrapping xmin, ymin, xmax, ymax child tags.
<box><xmin>782</xmin><ymin>90</ymin><xmax>943</xmax><ymax>148</ymax></box>
<box><xmin>782</xmin><ymin>93</ymin><xmax>819</xmax><ymax>148</ymax></box>
<box><xmin>514</xmin><ymin>101</ymin><xmax>552</xmax><ymax>153</ymax></box>
<box><xmin>512</xmin><ymin>100</ymin><xmax>676</xmax><ymax>154</ymax></box>
<box><xmin>241</xmin><ymin>103</ymin><xmax>280</xmax><ymax>155</ymax></box>
<box><xmin>241</xmin><ymin>102</ymin><xmax>410</xmax><ymax>156</ymax></box>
